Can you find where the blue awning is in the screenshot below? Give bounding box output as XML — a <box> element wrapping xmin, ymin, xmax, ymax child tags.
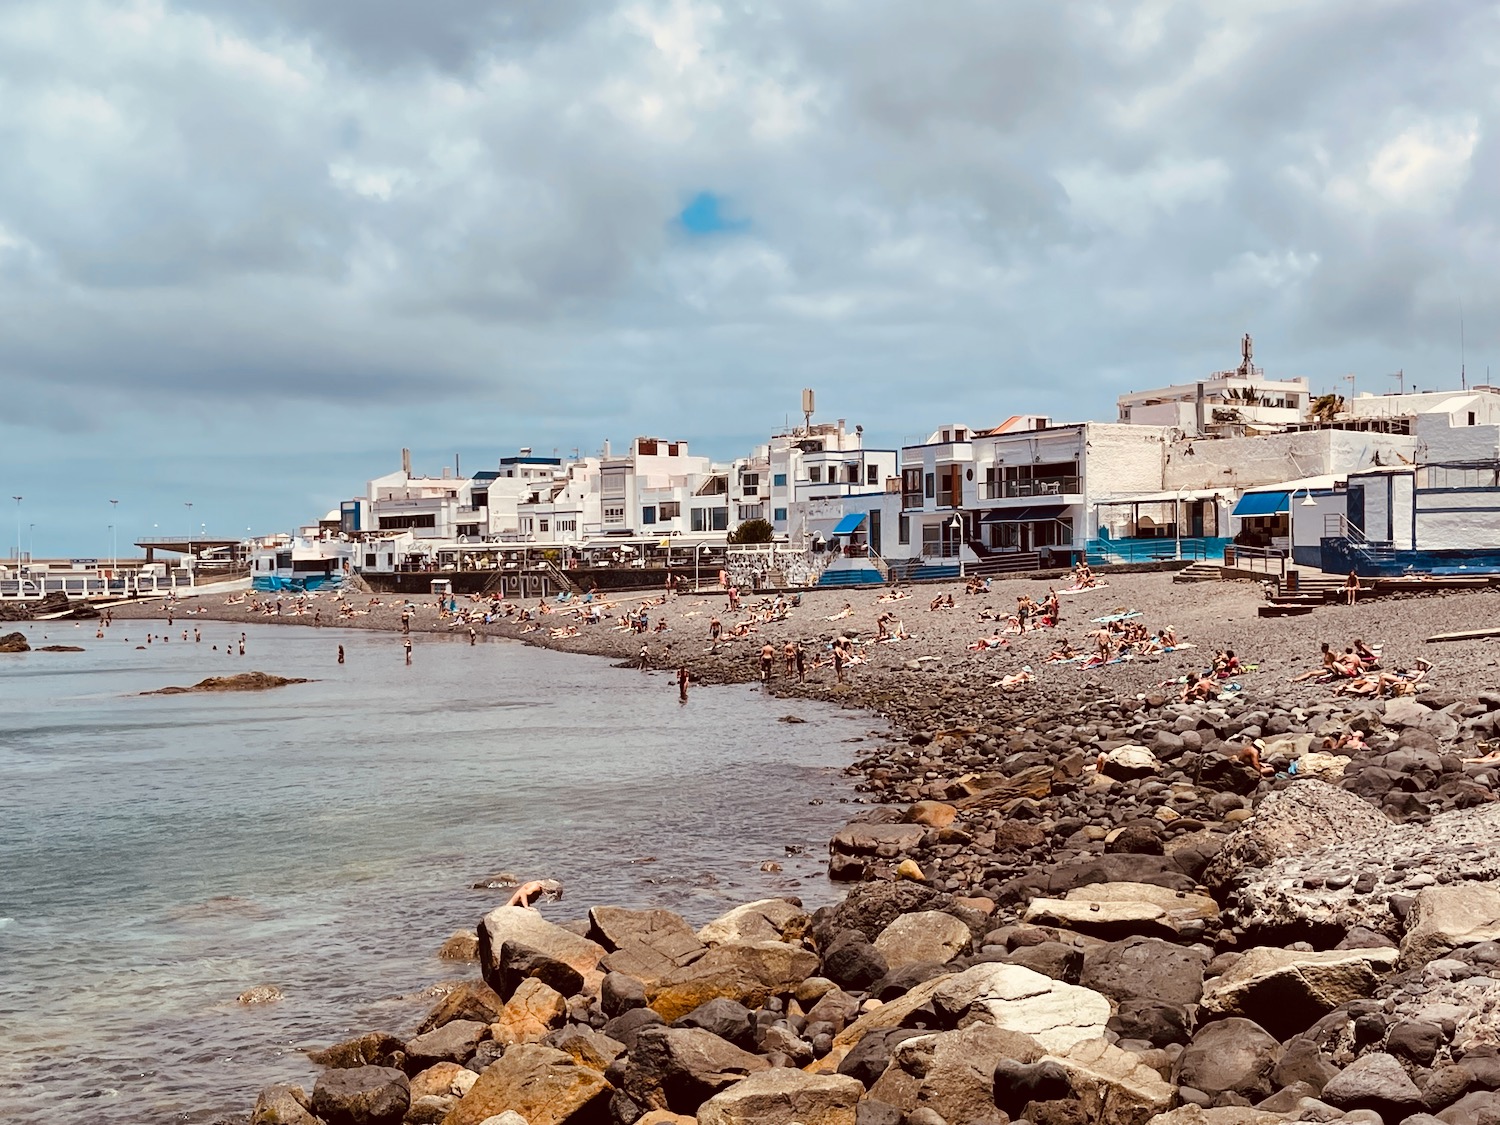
<box><xmin>1233</xmin><ymin>491</ymin><xmax>1290</xmax><ymax>517</ymax></box>
<box><xmin>831</xmin><ymin>512</ymin><xmax>867</xmax><ymax>535</ymax></box>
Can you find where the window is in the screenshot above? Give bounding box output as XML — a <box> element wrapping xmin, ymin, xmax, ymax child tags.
<box><xmin>898</xmin><ymin>515</ymin><xmax>910</xmax><ymax>544</ymax></box>
<box><xmin>602</xmin><ymin>470</ymin><xmax>626</xmax><ymax>498</ymax></box>
<box><xmin>641</xmin><ymin>506</ymin><xmax>656</xmax><ymax>525</ymax></box>
<box><xmin>458</xmin><ymin>524</ymin><xmax>479</xmax><ymax>537</ymax></box>
<box><xmin>377</xmin><ymin>513</ymin><xmax>436</xmax><ymax>530</ymax></box>
<box><xmin>902</xmin><ymin>468</ymin><xmax>923</xmax><ymax>509</ymax></box>
<box><xmin>557</xmin><ymin>519</ymin><xmax>577</xmax><ymax>532</ymax></box>
<box><xmin>659</xmin><ymin>501</ymin><xmax>681</xmax><ymax>519</ymax></box>
<box><xmin>773</xmin><ymin>507</ymin><xmax>787</xmax><ymax>522</ymax></box>
<box><xmin>809</xmin><ymin>467</ymin><xmax>822</xmax><ymax>483</ymax></box>
<box><xmin>773</xmin><ymin>473</ymin><xmax>787</xmax><ymax>487</ymax></box>
<box><xmin>847</xmin><ymin>464</ymin><xmax>859</xmax><ymax>484</ymax></box>
<box><xmin>691</xmin><ymin>507</ymin><xmax>730</xmax><ymax>532</ymax></box>
<box><xmin>741</xmin><ymin>472</ymin><xmax>760</xmax><ymax>490</ymax></box>
<box><xmin>538</xmin><ymin>519</ymin><xmax>549</xmax><ymax>533</ymax></box>
<box><xmin>364</xmin><ymin>553</ymin><xmax>377</xmax><ymax>568</ymax></box>
<box><xmin>925</xmin><ymin>473</ymin><xmax>935</xmax><ymax>499</ymax></box>
<box><xmin>471</xmin><ymin>491</ymin><xmax>488</xmax><ymax>508</ymax></box>
<box><xmin>867</xmin><ymin>464</ymin><xmax>879</xmax><ymax>485</ymax></box>
<box><xmin>604</xmin><ymin>506</ymin><xmax>625</xmax><ymax>522</ymax></box>
<box><xmin>739</xmin><ymin>504</ymin><xmax>764</xmax><ymax>521</ymax></box>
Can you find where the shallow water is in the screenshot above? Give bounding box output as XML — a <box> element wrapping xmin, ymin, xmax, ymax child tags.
<box><xmin>0</xmin><ymin>620</ymin><xmax>865</xmax><ymax>1123</ymax></box>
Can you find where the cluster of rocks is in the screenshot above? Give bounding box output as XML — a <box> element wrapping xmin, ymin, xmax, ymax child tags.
<box><xmin>244</xmin><ymin>618</ymin><xmax>1500</xmax><ymax>1125</ymax></box>
<box><xmin>0</xmin><ymin>630</ymin><xmax>30</xmax><ymax>652</ymax></box>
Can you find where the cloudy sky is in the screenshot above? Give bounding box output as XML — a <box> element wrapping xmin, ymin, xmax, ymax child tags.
<box><xmin>1</xmin><ymin>0</ymin><xmax>1496</xmax><ymax>556</ymax></box>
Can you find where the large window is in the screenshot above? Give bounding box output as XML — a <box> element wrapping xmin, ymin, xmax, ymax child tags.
<box><xmin>741</xmin><ymin>472</ymin><xmax>760</xmax><ymax>490</ymax></box>
<box><xmin>809</xmin><ymin>467</ymin><xmax>822</xmax><ymax>483</ymax></box>
<box><xmin>602</xmin><ymin>470</ymin><xmax>627</xmax><ymax>498</ymax></box>
<box><xmin>377</xmin><ymin>513</ymin><xmax>436</xmax><ymax>530</ymax></box>
<box><xmin>641</xmin><ymin>506</ymin><xmax>656</xmax><ymax>525</ymax></box>
<box><xmin>603</xmin><ymin>506</ymin><xmax>625</xmax><ymax>522</ymax></box>
<box><xmin>899</xmin><ymin>515</ymin><xmax>909</xmax><ymax>544</ymax></box>
<box><xmin>691</xmin><ymin>507</ymin><xmax>729</xmax><ymax>532</ymax></box>
<box><xmin>773</xmin><ymin>473</ymin><xmax>787</xmax><ymax>487</ymax></box>
<box><xmin>902</xmin><ymin>468</ymin><xmax>923</xmax><ymax>509</ymax></box>
<box><xmin>773</xmin><ymin>507</ymin><xmax>787</xmax><ymax>522</ymax></box>
<box><xmin>659</xmin><ymin>501</ymin><xmax>681</xmax><ymax>519</ymax></box>
<box><xmin>867</xmin><ymin>464</ymin><xmax>880</xmax><ymax>485</ymax></box>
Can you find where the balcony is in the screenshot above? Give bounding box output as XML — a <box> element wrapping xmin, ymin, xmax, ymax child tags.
<box><xmin>982</xmin><ymin>476</ymin><xmax>1080</xmax><ymax>500</ymax></box>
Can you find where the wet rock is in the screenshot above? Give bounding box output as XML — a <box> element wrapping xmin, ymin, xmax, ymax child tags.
<box><xmin>602</xmin><ymin>972</ymin><xmax>648</xmax><ymax>1017</ymax></box>
<box><xmin>646</xmin><ymin>941</ymin><xmax>818</xmax><ymax>1022</ymax></box>
<box><xmin>309</xmin><ymin>1065</ymin><xmax>410</xmax><ymax>1125</ymax></box>
<box><xmin>444</xmin><ymin>1043</ymin><xmax>612</xmax><ymax>1125</ymax></box>
<box><xmin>622</xmin><ymin>1026</ymin><xmax>770</xmax><ymax>1114</ymax></box>
<box><xmin>1173</xmin><ymin>1018</ymin><xmax>1281</xmax><ymax>1102</ymax></box>
<box><xmin>142</xmin><ymin>671</ymin><xmax>310</xmax><ymax>694</ymax></box>
<box><xmin>829</xmin><ymin>823</ymin><xmax>927</xmax><ymax>857</ymax></box>
<box><xmin>499</xmin><ymin>940</ymin><xmax>588</xmax><ymax>998</ymax></box>
<box><xmin>409</xmin><ymin>1062</ymin><xmax>474</xmax><ymax>1102</ymax></box>
<box><xmin>306</xmin><ymin>1032</ymin><xmax>405</xmax><ymax>1070</ymax></box>
<box><xmin>477</xmin><ymin>906</ymin><xmax>604</xmax><ymax>1000</ymax></box>
<box><xmin>697</xmin><ymin>1068</ymin><xmax>863</xmax><ymax>1125</ymax></box>
<box><xmin>1199</xmin><ymin>946</ymin><xmax>1399</xmax><ymax>1040</ymax></box>
<box><xmin>871</xmin><ymin>911</ymin><xmax>972</xmax><ymax>969</ymax></box>
<box><xmin>439</xmin><ymin>930</ymin><xmax>480</xmax><ymax>961</ymax></box>
<box><xmin>238</xmin><ymin>985</ymin><xmax>284</xmax><ymax>1005</ymax></box>
<box><xmin>250</xmin><ymin>1084</ymin><xmax>319</xmax><ymax>1125</ymax></box>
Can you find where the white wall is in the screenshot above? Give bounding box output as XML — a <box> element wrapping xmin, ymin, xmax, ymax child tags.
<box><xmin>1417</xmin><ymin>413</ymin><xmax>1500</xmax><ymax>462</ymax></box>
<box><xmin>1164</xmin><ymin>429</ymin><xmax>1417</xmax><ymax>492</ymax></box>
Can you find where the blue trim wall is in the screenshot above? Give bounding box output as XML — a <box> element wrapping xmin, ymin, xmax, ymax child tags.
<box><xmin>1320</xmin><ymin>539</ymin><xmax>1500</xmax><ymax>577</ymax></box>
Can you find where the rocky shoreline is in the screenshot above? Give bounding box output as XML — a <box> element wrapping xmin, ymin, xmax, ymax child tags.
<box><xmin>112</xmin><ymin>575</ymin><xmax>1500</xmax><ymax>1124</ymax></box>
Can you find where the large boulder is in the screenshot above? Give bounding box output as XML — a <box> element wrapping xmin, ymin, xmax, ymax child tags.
<box><xmin>0</xmin><ymin>631</ymin><xmax>30</xmax><ymax>653</ymax></box>
<box><xmin>404</xmin><ymin>1019</ymin><xmax>487</xmax><ymax>1068</ymax></box>
<box><xmin>697</xmin><ymin>899</ymin><xmax>810</xmax><ymax>946</ymax></box>
<box><xmin>1024</xmin><ymin>898</ymin><xmax>1180</xmax><ymax>941</ymax></box>
<box><xmin>310</xmin><ymin>1066</ymin><xmax>410</xmax><ymax>1125</ymax></box>
<box><xmin>1401</xmin><ymin>883</ymin><xmax>1500</xmax><ymax>969</ymax></box>
<box><xmin>442</xmin><ymin>1043</ymin><xmax>612</xmax><ymax>1125</ymax></box>
<box><xmin>251</xmin><ymin>1085</ymin><xmax>320</xmax><ymax>1125</ymax></box>
<box><xmin>1173</xmin><ymin>1018</ymin><xmax>1281</xmax><ymax>1101</ymax></box>
<box><xmin>306</xmin><ymin>1032</ymin><xmax>404</xmax><ymax>1070</ymax></box>
<box><xmin>930</xmin><ymin>963</ymin><xmax>1111</xmax><ymax>1053</ymax></box>
<box><xmin>591</xmin><ymin>906</ymin><xmax>707</xmax><ymax>988</ymax></box>
<box><xmin>646</xmin><ymin>942</ymin><xmax>818</xmax><ymax>1022</ymax></box>
<box><xmin>476</xmin><ymin>907</ymin><xmax>604</xmax><ymax>999</ymax></box>
<box><xmin>1079</xmin><ymin>937</ymin><xmax>1206</xmax><ymax>1047</ymax></box>
<box><xmin>1201</xmin><ymin>781</ymin><xmax>1390</xmax><ymax>893</ymax></box>
<box><xmin>622</xmin><ymin>1026</ymin><xmax>769</xmax><ymax>1114</ymax></box>
<box><xmin>546</xmin><ymin>1025</ymin><xmax>627</xmax><ymax>1073</ymax></box>
<box><xmin>417</xmin><ymin>981</ymin><xmax>506</xmax><ymax>1035</ymax></box>
<box><xmin>1320</xmin><ymin>1050</ymin><xmax>1424</xmax><ymax>1115</ymax></box>
<box><xmin>1384</xmin><ymin>696</ymin><xmax>1460</xmax><ymax>742</ymax></box>
<box><xmin>871</xmin><ymin>911</ymin><xmax>972</xmax><ymax>969</ymax></box>
<box><xmin>490</xmin><ymin>977</ymin><xmax>568</xmax><ymax>1046</ymax></box>
<box><xmin>819</xmin><ymin>931</ymin><xmax>888</xmax><ymax>991</ymax></box>
<box><xmin>868</xmin><ymin>1024</ymin><xmax>1044</xmax><ymax>1122</ymax></box>
<box><xmin>1200</xmin><ymin>946</ymin><xmax>1399</xmax><ymax>1039</ymax></box>
<box><xmin>697</xmin><ymin>1068</ymin><xmax>863</xmax><ymax>1125</ymax></box>
<box><xmin>1053</xmin><ymin>1036</ymin><xmax>1177</xmax><ymax>1125</ymax></box>
<box><xmin>829</xmin><ymin>823</ymin><xmax>928</xmax><ymax>857</ymax></box>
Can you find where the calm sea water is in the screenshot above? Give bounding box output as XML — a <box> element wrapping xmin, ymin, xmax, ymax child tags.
<box><xmin>0</xmin><ymin>620</ymin><xmax>865</xmax><ymax>1124</ymax></box>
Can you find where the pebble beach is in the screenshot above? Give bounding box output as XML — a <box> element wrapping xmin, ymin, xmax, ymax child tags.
<box><xmin>103</xmin><ymin>571</ymin><xmax>1500</xmax><ymax>1124</ymax></box>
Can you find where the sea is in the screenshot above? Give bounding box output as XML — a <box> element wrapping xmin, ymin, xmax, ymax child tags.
<box><xmin>0</xmin><ymin>619</ymin><xmax>867</xmax><ymax>1123</ymax></box>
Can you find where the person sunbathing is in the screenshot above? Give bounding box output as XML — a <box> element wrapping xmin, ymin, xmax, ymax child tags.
<box><xmin>1180</xmin><ymin>674</ymin><xmax>1217</xmax><ymax>702</ymax></box>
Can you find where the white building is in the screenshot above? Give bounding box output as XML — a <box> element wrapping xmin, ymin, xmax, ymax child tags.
<box><xmin>1116</xmin><ymin>337</ymin><xmax>1311</xmax><ymax>435</ymax></box>
<box><xmin>734</xmin><ymin>419</ymin><xmax>898</xmax><ymax>538</ymax></box>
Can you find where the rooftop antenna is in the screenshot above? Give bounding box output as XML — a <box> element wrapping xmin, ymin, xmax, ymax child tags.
<box><xmin>1343</xmin><ymin>372</ymin><xmax>1356</xmax><ymax>401</ymax></box>
<box><xmin>1387</xmin><ymin>369</ymin><xmax>1405</xmax><ymax>395</ymax></box>
<box><xmin>1238</xmin><ymin>332</ymin><xmax>1254</xmax><ymax>377</ymax></box>
<box><xmin>801</xmin><ymin>388</ymin><xmax>815</xmax><ymax>434</ymax></box>
<box><xmin>1460</xmin><ymin>299</ymin><xmax>1467</xmax><ymax>390</ymax></box>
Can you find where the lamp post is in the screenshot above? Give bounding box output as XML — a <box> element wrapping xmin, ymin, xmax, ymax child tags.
<box><xmin>949</xmin><ymin>514</ymin><xmax>965</xmax><ymax>579</ymax></box>
<box><xmin>109</xmin><ymin>499</ymin><xmax>119</xmax><ymax>570</ymax></box>
<box><xmin>1174</xmin><ymin>490</ymin><xmax>1185</xmax><ymax>561</ymax></box>
<box><xmin>11</xmin><ymin>497</ymin><xmax>20</xmax><ymax>564</ymax></box>
<box><xmin>1287</xmin><ymin>488</ymin><xmax>1320</xmax><ymax>570</ymax></box>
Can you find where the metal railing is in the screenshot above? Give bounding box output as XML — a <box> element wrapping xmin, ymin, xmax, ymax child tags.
<box><xmin>981</xmin><ymin>477</ymin><xmax>1079</xmax><ymax>500</ymax></box>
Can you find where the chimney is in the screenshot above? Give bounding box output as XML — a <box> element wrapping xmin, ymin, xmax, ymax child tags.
<box><xmin>603</xmin><ymin>439</ymin><xmax>612</xmax><ymax>458</ymax></box>
<box><xmin>401</xmin><ymin>448</ymin><xmax>411</xmax><ymax>475</ymax></box>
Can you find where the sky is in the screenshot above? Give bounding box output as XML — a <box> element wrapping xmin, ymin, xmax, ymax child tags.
<box><xmin>2</xmin><ymin>0</ymin><xmax>1498</xmax><ymax>558</ymax></box>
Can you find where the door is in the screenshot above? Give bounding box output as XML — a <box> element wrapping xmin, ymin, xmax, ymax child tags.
<box><xmin>868</xmin><ymin>510</ymin><xmax>882</xmax><ymax>556</ymax></box>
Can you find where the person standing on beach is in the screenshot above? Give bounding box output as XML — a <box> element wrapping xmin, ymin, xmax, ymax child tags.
<box><xmin>795</xmin><ymin>641</ymin><xmax>807</xmax><ymax>681</ymax></box>
<box><xmin>400</xmin><ymin>609</ymin><xmax>411</xmax><ymax>635</ymax></box>
<box><xmin>783</xmin><ymin>640</ymin><xmax>797</xmax><ymax>678</ymax></box>
<box><xmin>337</xmin><ymin>645</ymin><xmax>345</xmax><ymax>665</ymax></box>
<box><xmin>677</xmin><ymin>665</ymin><xmax>690</xmax><ymax>702</ymax></box>
<box><xmin>760</xmin><ymin>641</ymin><xmax>775</xmax><ymax>683</ymax></box>
<box><xmin>238</xmin><ymin>633</ymin><xmax>246</xmax><ymax>656</ymax></box>
<box><xmin>832</xmin><ymin>639</ymin><xmax>846</xmax><ymax>684</ymax></box>
<box><xmin>638</xmin><ymin>643</ymin><xmax>650</xmax><ymax>671</ymax></box>
<box><xmin>403</xmin><ymin>638</ymin><xmax>412</xmax><ymax>664</ymax></box>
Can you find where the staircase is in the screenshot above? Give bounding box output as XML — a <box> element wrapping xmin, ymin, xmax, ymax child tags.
<box><xmin>1172</xmin><ymin>561</ymin><xmax>1223</xmax><ymax>584</ymax></box>
<box><xmin>1256</xmin><ymin>571</ymin><xmax>1350</xmax><ymax>617</ymax></box>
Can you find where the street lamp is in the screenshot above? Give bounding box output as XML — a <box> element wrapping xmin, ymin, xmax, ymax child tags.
<box><xmin>1174</xmin><ymin>489</ymin><xmax>1185</xmax><ymax>561</ymax></box>
<box><xmin>1287</xmin><ymin>488</ymin><xmax>1319</xmax><ymax>569</ymax></box>
<box><xmin>11</xmin><ymin>497</ymin><xmax>20</xmax><ymax>564</ymax></box>
<box><xmin>109</xmin><ymin>499</ymin><xmax>119</xmax><ymax>570</ymax></box>
<box><xmin>949</xmin><ymin>514</ymin><xmax>965</xmax><ymax>579</ymax></box>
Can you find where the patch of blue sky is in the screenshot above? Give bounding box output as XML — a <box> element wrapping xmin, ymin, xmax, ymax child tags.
<box><xmin>676</xmin><ymin>191</ymin><xmax>749</xmax><ymax>236</ymax></box>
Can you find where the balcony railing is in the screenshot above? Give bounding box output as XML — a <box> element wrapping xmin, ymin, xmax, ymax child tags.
<box><xmin>981</xmin><ymin>476</ymin><xmax>1080</xmax><ymax>500</ymax></box>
